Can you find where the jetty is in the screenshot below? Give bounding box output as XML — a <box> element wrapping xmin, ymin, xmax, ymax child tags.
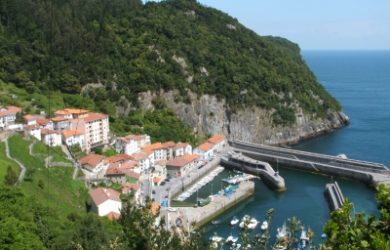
<box><xmin>220</xmin><ymin>151</ymin><xmax>286</xmax><ymax>191</ymax></box>
<box><xmin>324</xmin><ymin>181</ymin><xmax>345</xmax><ymax>211</ymax></box>
<box><xmin>230</xmin><ymin>140</ymin><xmax>390</xmax><ymax>187</ymax></box>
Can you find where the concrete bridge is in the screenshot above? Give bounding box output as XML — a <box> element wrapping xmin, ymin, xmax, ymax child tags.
<box><xmin>230</xmin><ymin>140</ymin><xmax>390</xmax><ymax>187</ymax></box>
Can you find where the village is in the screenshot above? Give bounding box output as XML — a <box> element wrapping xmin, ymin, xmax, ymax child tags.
<box><xmin>0</xmin><ymin>105</ymin><xmax>228</xmax><ymax>222</ymax></box>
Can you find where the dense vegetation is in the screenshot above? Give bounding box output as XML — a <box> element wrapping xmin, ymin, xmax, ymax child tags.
<box><xmin>0</xmin><ymin>0</ymin><xmax>340</xmax><ymax>125</ymax></box>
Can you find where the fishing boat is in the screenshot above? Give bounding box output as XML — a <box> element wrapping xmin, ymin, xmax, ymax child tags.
<box><xmin>230</xmin><ymin>216</ymin><xmax>240</xmax><ymax>226</ymax></box>
<box><xmin>260</xmin><ymin>221</ymin><xmax>268</xmax><ymax>230</ymax></box>
<box><xmin>247</xmin><ymin>218</ymin><xmax>259</xmax><ymax>229</ymax></box>
<box><xmin>226</xmin><ymin>235</ymin><xmax>238</xmax><ymax>244</ymax></box>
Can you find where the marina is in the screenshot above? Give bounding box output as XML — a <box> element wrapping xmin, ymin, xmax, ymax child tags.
<box><xmin>175</xmin><ymin>166</ymin><xmax>225</xmax><ymax>201</ymax></box>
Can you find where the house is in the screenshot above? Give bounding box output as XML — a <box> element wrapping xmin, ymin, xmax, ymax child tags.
<box><xmin>41</xmin><ymin>129</ymin><xmax>62</xmax><ymax>147</ymax></box>
<box><xmin>37</xmin><ymin>118</ymin><xmax>54</xmax><ymax>130</ymax></box>
<box><xmin>174</xmin><ymin>142</ymin><xmax>192</xmax><ymax>157</ymax></box>
<box><xmin>162</xmin><ymin>141</ymin><xmax>175</xmax><ymax>160</ymax></box>
<box><xmin>0</xmin><ymin>106</ymin><xmax>21</xmax><ymax>130</ymax></box>
<box><xmin>25</xmin><ymin>124</ymin><xmax>41</xmax><ymax>140</ymax></box>
<box><xmin>89</xmin><ymin>188</ymin><xmax>122</xmax><ymax>217</ymax></box>
<box><xmin>23</xmin><ymin>114</ymin><xmax>41</xmax><ymax>126</ymax></box>
<box><xmin>143</xmin><ymin>143</ymin><xmax>166</xmax><ymax>161</ymax></box>
<box><xmin>194</xmin><ymin>142</ymin><xmax>214</xmax><ymax>160</ymax></box>
<box><xmin>105</xmin><ymin>161</ymin><xmax>139</xmax><ymax>184</ymax></box>
<box><xmin>166</xmin><ymin>154</ymin><xmax>199</xmax><ymax>177</ymax></box>
<box><xmin>104</xmin><ymin>154</ymin><xmax>133</xmax><ymax>165</ymax></box>
<box><xmin>130</xmin><ymin>151</ymin><xmax>154</xmax><ymax>173</ymax></box>
<box><xmin>79</xmin><ymin>154</ymin><xmax>106</xmax><ymax>173</ymax></box>
<box><xmin>207</xmin><ymin>134</ymin><xmax>226</xmax><ymax>152</ymax></box>
<box><xmin>62</xmin><ymin>130</ymin><xmax>85</xmax><ymax>149</ymax></box>
<box><xmin>115</xmin><ymin>134</ymin><xmax>151</xmax><ymax>155</ymax></box>
<box><xmin>51</xmin><ymin>116</ymin><xmax>71</xmax><ymax>131</ymax></box>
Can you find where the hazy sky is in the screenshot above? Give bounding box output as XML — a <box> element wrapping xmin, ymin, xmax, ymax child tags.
<box><xmin>197</xmin><ymin>0</ymin><xmax>390</xmax><ymax>50</ymax></box>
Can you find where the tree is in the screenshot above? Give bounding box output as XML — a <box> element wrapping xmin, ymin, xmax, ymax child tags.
<box><xmin>4</xmin><ymin>165</ymin><xmax>18</xmax><ymax>186</ymax></box>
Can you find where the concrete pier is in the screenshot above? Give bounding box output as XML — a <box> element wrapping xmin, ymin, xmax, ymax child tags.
<box><xmin>230</xmin><ymin>140</ymin><xmax>390</xmax><ymax>187</ymax></box>
<box><xmin>324</xmin><ymin>181</ymin><xmax>345</xmax><ymax>211</ymax></box>
<box><xmin>164</xmin><ymin>180</ymin><xmax>255</xmax><ymax>231</ymax></box>
<box><xmin>221</xmin><ymin>152</ymin><xmax>286</xmax><ymax>191</ymax></box>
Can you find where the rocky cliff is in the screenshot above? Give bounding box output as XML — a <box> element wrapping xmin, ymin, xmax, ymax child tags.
<box><xmin>138</xmin><ymin>90</ymin><xmax>349</xmax><ymax>145</ymax></box>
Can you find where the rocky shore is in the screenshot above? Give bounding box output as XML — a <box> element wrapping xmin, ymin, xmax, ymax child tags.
<box><xmin>137</xmin><ymin>90</ymin><xmax>349</xmax><ymax>146</ymax></box>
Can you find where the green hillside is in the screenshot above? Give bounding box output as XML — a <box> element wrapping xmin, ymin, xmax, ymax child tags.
<box><xmin>0</xmin><ymin>0</ymin><xmax>340</xmax><ymax>125</ymax></box>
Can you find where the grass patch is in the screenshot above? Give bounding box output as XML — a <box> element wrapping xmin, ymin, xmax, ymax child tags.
<box><xmin>32</xmin><ymin>141</ymin><xmax>70</xmax><ymax>163</ymax></box>
<box><xmin>0</xmin><ymin>142</ymin><xmax>20</xmax><ymax>186</ymax></box>
<box><xmin>8</xmin><ymin>134</ymin><xmax>88</xmax><ymax>214</ymax></box>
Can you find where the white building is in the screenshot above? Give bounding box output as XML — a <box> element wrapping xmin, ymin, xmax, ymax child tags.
<box><xmin>89</xmin><ymin>188</ymin><xmax>122</xmax><ymax>218</ymax></box>
<box><xmin>79</xmin><ymin>154</ymin><xmax>107</xmax><ymax>173</ymax></box>
<box><xmin>130</xmin><ymin>151</ymin><xmax>154</xmax><ymax>173</ymax></box>
<box><xmin>207</xmin><ymin>134</ymin><xmax>226</xmax><ymax>152</ymax></box>
<box><xmin>115</xmin><ymin>134</ymin><xmax>151</xmax><ymax>155</ymax></box>
<box><xmin>25</xmin><ymin>124</ymin><xmax>41</xmax><ymax>141</ymax></box>
<box><xmin>0</xmin><ymin>106</ymin><xmax>21</xmax><ymax>130</ymax></box>
<box><xmin>41</xmin><ymin>129</ymin><xmax>62</xmax><ymax>147</ymax></box>
<box><xmin>194</xmin><ymin>142</ymin><xmax>214</xmax><ymax>160</ymax></box>
<box><xmin>62</xmin><ymin>130</ymin><xmax>85</xmax><ymax>150</ymax></box>
<box><xmin>81</xmin><ymin>113</ymin><xmax>109</xmax><ymax>152</ymax></box>
<box><xmin>174</xmin><ymin>142</ymin><xmax>192</xmax><ymax>157</ymax></box>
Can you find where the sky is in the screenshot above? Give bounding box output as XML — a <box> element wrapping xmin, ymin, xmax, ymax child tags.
<box><xmin>196</xmin><ymin>0</ymin><xmax>390</xmax><ymax>50</ymax></box>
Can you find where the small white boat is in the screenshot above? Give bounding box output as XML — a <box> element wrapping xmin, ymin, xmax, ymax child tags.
<box><xmin>209</xmin><ymin>235</ymin><xmax>224</xmax><ymax>243</ymax></box>
<box><xmin>226</xmin><ymin>235</ymin><xmax>238</xmax><ymax>244</ymax></box>
<box><xmin>260</xmin><ymin>221</ymin><xmax>268</xmax><ymax>230</ymax></box>
<box><xmin>276</xmin><ymin>223</ymin><xmax>287</xmax><ymax>239</ymax></box>
<box><xmin>230</xmin><ymin>216</ymin><xmax>239</xmax><ymax>226</ymax></box>
<box><xmin>247</xmin><ymin>218</ymin><xmax>259</xmax><ymax>229</ymax></box>
<box><xmin>239</xmin><ymin>215</ymin><xmax>250</xmax><ymax>228</ymax></box>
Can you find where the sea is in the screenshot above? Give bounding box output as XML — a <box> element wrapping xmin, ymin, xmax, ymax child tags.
<box><xmin>200</xmin><ymin>50</ymin><xmax>390</xmax><ymax>245</ymax></box>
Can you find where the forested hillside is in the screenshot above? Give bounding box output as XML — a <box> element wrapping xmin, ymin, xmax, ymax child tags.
<box><xmin>0</xmin><ymin>0</ymin><xmax>340</xmax><ymax>125</ymax></box>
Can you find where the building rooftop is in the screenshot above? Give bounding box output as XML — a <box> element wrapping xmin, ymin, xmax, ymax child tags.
<box><xmin>208</xmin><ymin>134</ymin><xmax>225</xmax><ymax>145</ymax></box>
<box><xmin>166</xmin><ymin>154</ymin><xmax>199</xmax><ymax>168</ymax></box>
<box><xmin>104</xmin><ymin>154</ymin><xmax>133</xmax><ymax>164</ymax></box>
<box><xmin>130</xmin><ymin>151</ymin><xmax>149</xmax><ymax>161</ymax></box>
<box><xmin>55</xmin><ymin>108</ymin><xmax>89</xmax><ymax>116</ymax></box>
<box><xmin>198</xmin><ymin>142</ymin><xmax>214</xmax><ymax>152</ymax></box>
<box><xmin>89</xmin><ymin>188</ymin><xmax>120</xmax><ymax>206</ymax></box>
<box><xmin>162</xmin><ymin>141</ymin><xmax>175</xmax><ymax>148</ymax></box>
<box><xmin>83</xmin><ymin>112</ymin><xmax>108</xmax><ymax>123</ymax></box>
<box><xmin>41</xmin><ymin>128</ymin><xmax>60</xmax><ymax>135</ymax></box>
<box><xmin>118</xmin><ymin>134</ymin><xmax>148</xmax><ymax>143</ymax></box>
<box><xmin>174</xmin><ymin>142</ymin><xmax>190</xmax><ymax>149</ymax></box>
<box><xmin>79</xmin><ymin>154</ymin><xmax>105</xmax><ymax>168</ymax></box>
<box><xmin>0</xmin><ymin>106</ymin><xmax>21</xmax><ymax>117</ymax></box>
<box><xmin>62</xmin><ymin>129</ymin><xmax>84</xmax><ymax>138</ymax></box>
<box><xmin>51</xmin><ymin>116</ymin><xmax>69</xmax><ymax>122</ymax></box>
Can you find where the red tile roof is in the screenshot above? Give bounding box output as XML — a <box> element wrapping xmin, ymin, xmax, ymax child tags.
<box><xmin>103</xmin><ymin>154</ymin><xmax>133</xmax><ymax>164</ymax></box>
<box><xmin>83</xmin><ymin>112</ymin><xmax>108</xmax><ymax>123</ymax></box>
<box><xmin>79</xmin><ymin>154</ymin><xmax>105</xmax><ymax>168</ymax></box>
<box><xmin>41</xmin><ymin>128</ymin><xmax>60</xmax><ymax>135</ymax></box>
<box><xmin>162</xmin><ymin>141</ymin><xmax>175</xmax><ymax>148</ymax></box>
<box><xmin>166</xmin><ymin>154</ymin><xmax>199</xmax><ymax>168</ymax></box>
<box><xmin>118</xmin><ymin>134</ymin><xmax>148</xmax><ymax>143</ymax></box>
<box><xmin>0</xmin><ymin>106</ymin><xmax>21</xmax><ymax>117</ymax></box>
<box><xmin>51</xmin><ymin>116</ymin><xmax>69</xmax><ymax>122</ymax></box>
<box><xmin>130</xmin><ymin>152</ymin><xmax>149</xmax><ymax>161</ymax></box>
<box><xmin>198</xmin><ymin>142</ymin><xmax>214</xmax><ymax>152</ymax></box>
<box><xmin>153</xmin><ymin>177</ymin><xmax>162</xmax><ymax>183</ymax></box>
<box><xmin>37</xmin><ymin>118</ymin><xmax>51</xmax><ymax>126</ymax></box>
<box><xmin>122</xmin><ymin>182</ymin><xmax>140</xmax><ymax>193</ymax></box>
<box><xmin>55</xmin><ymin>108</ymin><xmax>89</xmax><ymax>116</ymax></box>
<box><xmin>143</xmin><ymin>142</ymin><xmax>164</xmax><ymax>152</ymax></box>
<box><xmin>23</xmin><ymin>114</ymin><xmax>38</xmax><ymax>121</ymax></box>
<box><xmin>208</xmin><ymin>134</ymin><xmax>225</xmax><ymax>144</ymax></box>
<box><xmin>62</xmin><ymin>129</ymin><xmax>84</xmax><ymax>138</ymax></box>
<box><xmin>89</xmin><ymin>188</ymin><xmax>121</xmax><ymax>206</ymax></box>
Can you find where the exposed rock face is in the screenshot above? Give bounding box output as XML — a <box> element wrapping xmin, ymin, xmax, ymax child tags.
<box><xmin>138</xmin><ymin>90</ymin><xmax>348</xmax><ymax>145</ymax></box>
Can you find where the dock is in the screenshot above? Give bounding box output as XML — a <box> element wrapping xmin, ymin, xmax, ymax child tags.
<box><xmin>324</xmin><ymin>181</ymin><xmax>345</xmax><ymax>211</ymax></box>
<box><xmin>221</xmin><ymin>151</ymin><xmax>286</xmax><ymax>191</ymax></box>
<box><xmin>230</xmin><ymin>140</ymin><xmax>390</xmax><ymax>187</ymax></box>
<box><xmin>163</xmin><ymin>180</ymin><xmax>255</xmax><ymax>231</ymax></box>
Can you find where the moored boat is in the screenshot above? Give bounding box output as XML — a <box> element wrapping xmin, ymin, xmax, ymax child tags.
<box><xmin>230</xmin><ymin>216</ymin><xmax>239</xmax><ymax>226</ymax></box>
<box><xmin>260</xmin><ymin>220</ymin><xmax>268</xmax><ymax>230</ymax></box>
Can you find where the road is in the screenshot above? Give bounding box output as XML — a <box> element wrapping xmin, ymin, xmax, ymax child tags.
<box><xmin>4</xmin><ymin>137</ymin><xmax>26</xmax><ymax>185</ymax></box>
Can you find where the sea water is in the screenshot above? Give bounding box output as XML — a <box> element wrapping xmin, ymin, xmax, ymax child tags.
<box><xmin>202</xmin><ymin>50</ymin><xmax>390</xmax><ymax>245</ymax></box>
